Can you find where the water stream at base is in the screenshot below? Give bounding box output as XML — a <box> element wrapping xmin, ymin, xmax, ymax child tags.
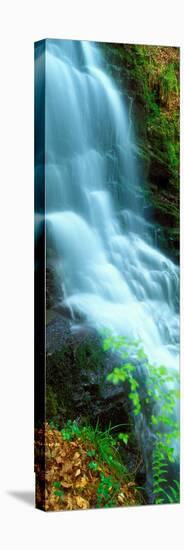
<box><xmin>43</xmin><ymin>39</ymin><xmax>179</xmax><ymax>485</ymax></box>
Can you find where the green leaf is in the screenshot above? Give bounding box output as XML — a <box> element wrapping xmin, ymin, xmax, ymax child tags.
<box><xmin>118</xmin><ymin>433</ymin><xmax>129</xmax><ymax>445</ymax></box>
<box><xmin>151</xmin><ymin>415</ymin><xmax>158</xmax><ymax>425</ymax></box>
<box><xmin>54</xmin><ymin>489</ymin><xmax>64</xmax><ymax>498</ymax></box>
<box><xmin>137</xmin><ymin>349</ymin><xmax>147</xmax><ymax>360</ymax></box>
<box><xmin>53</xmin><ymin>481</ymin><xmax>61</xmax><ymax>488</ymax></box>
<box><xmin>156</xmin><ymin>498</ymin><xmax>165</xmax><ymax>504</ymax></box>
<box><xmin>158</xmin><ymin>366</ymin><xmax>168</xmax><ymax>377</ymax></box>
<box><xmin>153</xmin><ymin>487</ymin><xmax>166</xmax><ymax>495</ymax></box>
<box><xmin>103</xmin><ymin>338</ymin><xmax>112</xmax><ymax>351</ymax></box>
<box><xmin>88</xmin><ymin>461</ymin><xmax>99</xmax><ymax>471</ymax></box>
<box><xmin>87</xmin><ymin>449</ymin><xmax>96</xmax><ymax>457</ymax></box>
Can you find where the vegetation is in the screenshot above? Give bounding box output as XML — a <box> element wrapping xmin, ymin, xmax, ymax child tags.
<box><xmin>41</xmin><ymin>328</ymin><xmax>180</xmax><ymax>509</ymax></box>
<box><xmin>42</xmin><ymin>323</ymin><xmax>180</xmax><ymax>508</ymax></box>
<box><xmin>102</xmin><ymin>331</ymin><xmax>180</xmax><ymax>504</ymax></box>
<box><xmin>35</xmin><ymin>421</ymin><xmax>144</xmax><ymax>511</ymax></box>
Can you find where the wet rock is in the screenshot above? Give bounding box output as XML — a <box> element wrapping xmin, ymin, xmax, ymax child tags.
<box><xmin>46</xmin><ymin>313</ymin><xmax>128</xmax><ymax>424</ymax></box>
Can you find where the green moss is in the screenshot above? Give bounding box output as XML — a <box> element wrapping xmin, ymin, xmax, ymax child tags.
<box><xmin>100</xmin><ymin>43</ymin><xmax>180</xmax><ymax>260</ymax></box>
<box><xmin>159</xmin><ymin>63</ymin><xmax>179</xmax><ymax>105</ymax></box>
<box><xmin>46</xmin><ymin>338</ymin><xmax>107</xmax><ymax>422</ymax></box>
<box><xmin>46</xmin><ymin>385</ymin><xmax>58</xmax><ymax>418</ymax></box>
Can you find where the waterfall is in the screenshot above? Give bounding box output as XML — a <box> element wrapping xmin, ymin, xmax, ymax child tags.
<box><xmin>45</xmin><ymin>39</ymin><xmax>179</xmax><ymax>370</ymax></box>
<box><xmin>44</xmin><ymin>40</ymin><xmax>179</xmax><ymax>486</ymax></box>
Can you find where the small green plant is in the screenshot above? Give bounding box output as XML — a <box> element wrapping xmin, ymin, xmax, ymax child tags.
<box><xmin>87</xmin><ymin>449</ymin><xmax>96</xmax><ymax>457</ymax></box>
<box><xmin>152</xmin><ymin>444</ymin><xmax>180</xmax><ymax>504</ymax></box>
<box><xmin>163</xmin><ymin>479</ymin><xmax>180</xmax><ymax>504</ymax></box>
<box><xmin>53</xmin><ymin>481</ymin><xmax>61</xmax><ymax>488</ymax></box>
<box><xmin>88</xmin><ymin>461</ymin><xmax>99</xmax><ymax>471</ymax></box>
<box><xmin>96</xmin><ymin>472</ymin><xmax>120</xmax><ymax>508</ymax></box>
<box><xmin>61</xmin><ymin>419</ymin><xmax>127</xmax><ymax>477</ymax></box>
<box><xmin>61</xmin><ymin>420</ymin><xmax>81</xmax><ymax>441</ymax></box>
<box><xmin>52</xmin><ymin>482</ymin><xmax>64</xmax><ymax>498</ymax></box>
<box><xmin>54</xmin><ymin>489</ymin><xmax>64</xmax><ymax>498</ymax></box>
<box><xmin>103</xmin><ymin>333</ymin><xmax>143</xmax><ymax>415</ymax></box>
<box><xmin>118</xmin><ymin>433</ymin><xmax>129</xmax><ymax>445</ymax></box>
<box><xmin>49</xmin><ymin>419</ymin><xmax>59</xmax><ymax>430</ymax></box>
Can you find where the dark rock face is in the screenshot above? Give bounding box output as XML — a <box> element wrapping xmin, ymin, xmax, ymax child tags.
<box><xmin>46</xmin><ymin>265</ymin><xmax>59</xmax><ymax>309</ymax></box>
<box><xmin>46</xmin><ymin>313</ymin><xmax>129</xmax><ymax>428</ymax></box>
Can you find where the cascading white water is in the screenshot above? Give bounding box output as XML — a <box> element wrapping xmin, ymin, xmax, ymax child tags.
<box><xmin>45</xmin><ymin>39</ymin><xmax>179</xmax><ymax>378</ymax></box>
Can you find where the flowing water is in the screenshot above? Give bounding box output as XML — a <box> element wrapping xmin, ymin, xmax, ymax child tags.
<box><xmin>43</xmin><ymin>39</ymin><xmax>179</xmax><ymax>484</ymax></box>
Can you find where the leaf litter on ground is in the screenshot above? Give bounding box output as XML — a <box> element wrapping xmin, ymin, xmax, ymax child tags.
<box><xmin>35</xmin><ymin>422</ymin><xmax>143</xmax><ymax>511</ymax></box>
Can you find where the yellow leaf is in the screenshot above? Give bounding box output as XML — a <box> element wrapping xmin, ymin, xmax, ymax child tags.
<box><xmin>76</xmin><ymin>496</ymin><xmax>89</xmax><ymax>509</ymax></box>
<box><xmin>76</xmin><ymin>477</ymin><xmax>88</xmax><ymax>489</ymax></box>
<box><xmin>73</xmin><ymin>452</ymin><xmax>80</xmax><ymax>460</ymax></box>
<box><xmin>118</xmin><ymin>492</ymin><xmax>125</xmax><ymax>504</ymax></box>
<box><xmin>75</xmin><ymin>469</ymin><xmax>81</xmax><ymax>477</ymax></box>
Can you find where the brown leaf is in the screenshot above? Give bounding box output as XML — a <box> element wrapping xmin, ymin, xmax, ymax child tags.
<box><xmin>60</xmin><ymin>480</ymin><xmax>73</xmax><ymax>488</ymax></box>
<box><xmin>61</xmin><ymin>461</ymin><xmax>73</xmax><ymax>474</ymax></box>
<box><xmin>45</xmin><ymin>472</ymin><xmax>53</xmax><ymax>481</ymax></box>
<box><xmin>73</xmin><ymin>460</ymin><xmax>81</xmax><ymax>467</ymax></box>
<box><xmin>56</xmin><ymin>456</ymin><xmax>63</xmax><ymax>465</ymax></box>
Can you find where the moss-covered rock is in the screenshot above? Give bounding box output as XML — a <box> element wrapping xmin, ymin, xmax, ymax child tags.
<box><xmin>100</xmin><ymin>43</ymin><xmax>179</xmax><ymax>261</ymax></box>
<box><xmin>46</xmin><ymin>315</ymin><xmax>130</xmax><ymax>429</ymax></box>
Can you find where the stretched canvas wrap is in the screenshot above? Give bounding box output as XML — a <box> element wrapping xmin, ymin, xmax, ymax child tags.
<box><xmin>34</xmin><ymin>39</ymin><xmax>180</xmax><ymax>511</ymax></box>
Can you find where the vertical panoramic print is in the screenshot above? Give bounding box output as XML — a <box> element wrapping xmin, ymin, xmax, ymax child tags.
<box><xmin>34</xmin><ymin>40</ymin><xmax>180</xmax><ymax>511</ymax></box>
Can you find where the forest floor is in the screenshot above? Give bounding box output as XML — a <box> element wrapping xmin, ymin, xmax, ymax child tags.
<box><xmin>35</xmin><ymin>422</ymin><xmax>145</xmax><ymax>512</ymax></box>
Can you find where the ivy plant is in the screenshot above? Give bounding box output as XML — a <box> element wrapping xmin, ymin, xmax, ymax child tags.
<box><xmin>102</xmin><ymin>331</ymin><xmax>180</xmax><ymax>504</ymax></box>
